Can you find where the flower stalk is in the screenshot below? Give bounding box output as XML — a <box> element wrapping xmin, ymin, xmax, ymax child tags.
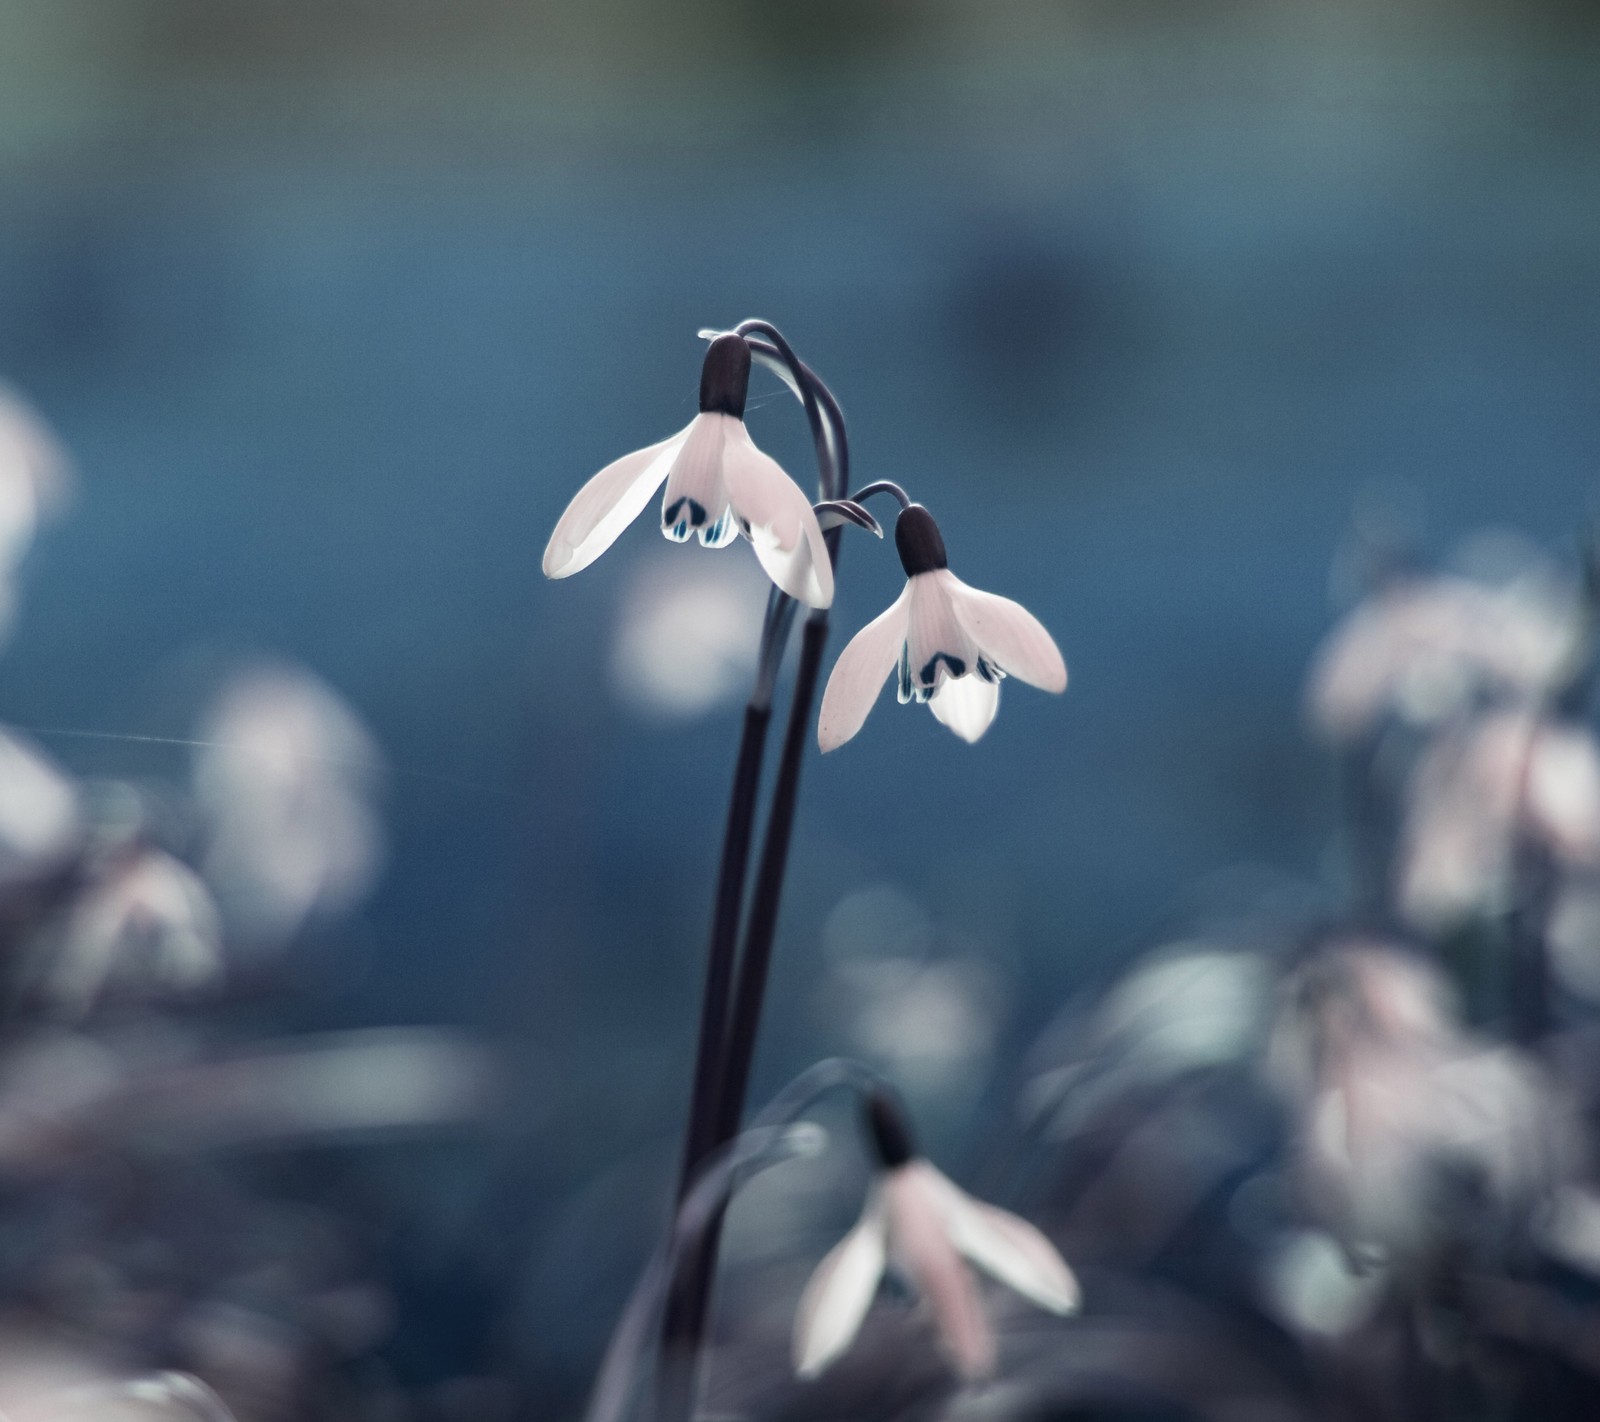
<box><xmin>656</xmin><ymin>328</ymin><xmax>848</xmax><ymax>1422</ymax></box>
<box><xmin>542</xmin><ymin>319</ymin><xmax>1067</xmax><ymax>1419</ymax></box>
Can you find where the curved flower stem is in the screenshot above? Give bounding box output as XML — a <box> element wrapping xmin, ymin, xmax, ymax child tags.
<box><xmin>593</xmin><ymin>1123</ymin><xmax>822</xmax><ymax>1422</ymax></box>
<box><xmin>735</xmin><ymin>325</ymin><xmax>846</xmax><ymax>501</ymax></box>
<box><xmin>657</xmin><ymin>334</ymin><xmax>850</xmax><ymax>1422</ymax></box>
<box><xmin>849</xmin><ymin>479</ymin><xmax>913</xmax><ymax>511</ymax></box>
<box><xmin>601</xmin><ymin>1063</ymin><xmax>881</xmax><ymax>1422</ymax></box>
<box><xmin>672</xmin><ymin>323</ymin><xmax>837</xmax><ymax>1206</ymax></box>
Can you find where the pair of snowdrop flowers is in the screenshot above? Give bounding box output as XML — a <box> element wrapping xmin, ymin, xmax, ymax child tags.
<box><xmin>542</xmin><ymin>334</ymin><xmax>1066</xmax><ymax>744</ymax></box>
<box><xmin>793</xmin><ymin>1091</ymin><xmax>1079</xmax><ymax>1380</ymax></box>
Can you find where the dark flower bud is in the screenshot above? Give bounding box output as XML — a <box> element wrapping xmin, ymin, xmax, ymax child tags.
<box><xmin>895</xmin><ymin>505</ymin><xmax>948</xmax><ymax>577</ymax></box>
<box><xmin>863</xmin><ymin>1088</ymin><xmax>918</xmax><ymax>1169</ymax></box>
<box><xmin>699</xmin><ymin>334</ymin><xmax>752</xmax><ymax>418</ymax></box>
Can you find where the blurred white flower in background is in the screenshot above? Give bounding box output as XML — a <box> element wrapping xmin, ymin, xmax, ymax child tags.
<box><xmin>0</xmin><ymin>729</ymin><xmax>80</xmax><ymax>889</ymax></box>
<box><xmin>846</xmin><ymin>959</ymin><xmax>1001</xmax><ymax>1096</ymax></box>
<box><xmin>817</xmin><ymin>885</ymin><xmax>1007</xmax><ymax>1104</ymax></box>
<box><xmin>0</xmin><ymin>1336</ymin><xmax>233</xmax><ymax>1421</ymax></box>
<box><xmin>1397</xmin><ymin>709</ymin><xmax>1600</xmax><ymax>928</ymax></box>
<box><xmin>41</xmin><ymin>847</ymin><xmax>222</xmax><ymax>1016</ymax></box>
<box><xmin>1260</xmin><ymin>1228</ymin><xmax>1385</xmax><ymax>1338</ymax></box>
<box><xmin>0</xmin><ymin>1030</ymin><xmax>125</xmax><ymax>1172</ymax></box>
<box><xmin>37</xmin><ymin>1369</ymin><xmax>235</xmax><ymax>1421</ymax></box>
<box><xmin>609</xmin><ymin>555</ymin><xmax>767</xmax><ymax>719</ymax></box>
<box><xmin>0</xmin><ymin>383</ymin><xmax>70</xmax><ymax>646</ymax></box>
<box><xmin>1026</xmin><ymin>942</ymin><xmax>1272</xmax><ymax>1141</ymax></box>
<box><xmin>1549</xmin><ymin>882</ymin><xmax>1600</xmax><ymax>1003</ymax></box>
<box><xmin>111</xmin><ymin>1028</ymin><xmax>492</xmax><ymax>1153</ymax></box>
<box><xmin>1305</xmin><ymin>564</ymin><xmax>1580</xmax><ymax>743</ymax></box>
<box><xmin>1269</xmin><ymin>942</ymin><xmax>1573</xmax><ymax>1269</ymax></box>
<box><xmin>194</xmin><ymin>664</ymin><xmax>384</xmax><ymax>945</ymax></box>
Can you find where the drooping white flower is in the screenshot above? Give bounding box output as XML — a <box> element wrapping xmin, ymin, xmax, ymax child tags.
<box><xmin>1397</xmin><ymin>709</ymin><xmax>1600</xmax><ymax>928</ymax></box>
<box><xmin>43</xmin><ymin>846</ymin><xmax>222</xmax><ymax>1015</ymax></box>
<box><xmin>1305</xmin><ymin>570</ymin><xmax>1579</xmax><ymax>743</ymax></box>
<box><xmin>194</xmin><ymin>662</ymin><xmax>384</xmax><ymax>944</ymax></box>
<box><xmin>0</xmin><ymin>728</ymin><xmax>80</xmax><ymax>890</ymax></box>
<box><xmin>793</xmin><ymin>1091</ymin><xmax>1078</xmax><ymax>1380</ymax></box>
<box><xmin>817</xmin><ymin>505</ymin><xmax>1065</xmax><ymax>749</ymax></box>
<box><xmin>542</xmin><ymin>334</ymin><xmax>833</xmax><ymax>608</ymax></box>
<box><xmin>0</xmin><ymin>383</ymin><xmax>71</xmax><ymax>644</ymax></box>
<box><xmin>609</xmin><ymin>556</ymin><xmax>767</xmax><ymax>719</ymax></box>
<box><xmin>1268</xmin><ymin>943</ymin><xmax>1573</xmax><ymax>1268</ymax></box>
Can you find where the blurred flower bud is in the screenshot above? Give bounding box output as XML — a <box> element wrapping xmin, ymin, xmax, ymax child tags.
<box><xmin>0</xmin><ymin>383</ymin><xmax>70</xmax><ymax>646</ymax></box>
<box><xmin>194</xmin><ymin>664</ymin><xmax>383</xmax><ymax>945</ymax></box>
<box><xmin>1271</xmin><ymin>942</ymin><xmax>1574</xmax><ymax>1268</ymax></box>
<box><xmin>1305</xmin><ymin>570</ymin><xmax>1580</xmax><ymax>744</ymax></box>
<box><xmin>609</xmin><ymin>556</ymin><xmax>766</xmax><ymax>718</ymax></box>
<box><xmin>0</xmin><ymin>729</ymin><xmax>80</xmax><ymax>891</ymax></box>
<box><xmin>40</xmin><ymin>846</ymin><xmax>221</xmax><ymax>1016</ymax></box>
<box><xmin>1398</xmin><ymin>710</ymin><xmax>1600</xmax><ymax>928</ymax></box>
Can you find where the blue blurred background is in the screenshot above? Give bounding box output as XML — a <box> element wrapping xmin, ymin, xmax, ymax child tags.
<box><xmin>0</xmin><ymin>1</ymin><xmax>1597</xmax><ymax>1411</ymax></box>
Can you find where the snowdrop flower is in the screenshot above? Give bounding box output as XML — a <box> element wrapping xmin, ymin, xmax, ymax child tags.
<box><xmin>542</xmin><ymin>334</ymin><xmax>833</xmax><ymax>607</ymax></box>
<box><xmin>793</xmin><ymin>1091</ymin><xmax>1078</xmax><ymax>1380</ymax></box>
<box><xmin>42</xmin><ymin>846</ymin><xmax>221</xmax><ymax>1015</ymax></box>
<box><xmin>0</xmin><ymin>383</ymin><xmax>70</xmax><ymax>643</ymax></box>
<box><xmin>609</xmin><ymin>556</ymin><xmax>767</xmax><ymax>718</ymax></box>
<box><xmin>817</xmin><ymin>505</ymin><xmax>1065</xmax><ymax>749</ymax></box>
<box><xmin>1269</xmin><ymin>943</ymin><xmax>1572</xmax><ymax>1268</ymax></box>
<box><xmin>1305</xmin><ymin>571</ymin><xmax>1579</xmax><ymax>743</ymax></box>
<box><xmin>1397</xmin><ymin>708</ymin><xmax>1600</xmax><ymax>928</ymax></box>
<box><xmin>194</xmin><ymin>663</ymin><xmax>384</xmax><ymax>943</ymax></box>
<box><xmin>0</xmin><ymin>729</ymin><xmax>80</xmax><ymax>890</ymax></box>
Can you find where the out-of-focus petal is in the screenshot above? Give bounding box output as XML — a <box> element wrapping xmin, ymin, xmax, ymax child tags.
<box><xmin>612</xmin><ymin>557</ymin><xmax>766</xmax><ymax>719</ymax></box>
<box><xmin>793</xmin><ymin>1193</ymin><xmax>888</xmax><ymax>1378</ymax></box>
<box><xmin>1537</xmin><ymin>1187</ymin><xmax>1600</xmax><ymax>1276</ymax></box>
<box><xmin>1398</xmin><ymin>716</ymin><xmax>1521</xmax><ymax>927</ymax></box>
<box><xmin>943</xmin><ymin>571</ymin><xmax>1067</xmax><ymax>692</ymax></box>
<box><xmin>46</xmin><ymin>850</ymin><xmax>222</xmax><ymax>1015</ymax></box>
<box><xmin>0</xmin><ymin>730</ymin><xmax>79</xmax><ymax>888</ymax></box>
<box><xmin>1399</xmin><ymin>711</ymin><xmax>1600</xmax><ymax>928</ymax></box>
<box><xmin>542</xmin><ymin>424</ymin><xmax>691</xmax><ymax>578</ymax></box>
<box><xmin>887</xmin><ymin>1162</ymin><xmax>995</xmax><ymax>1379</ymax></box>
<box><xmin>0</xmin><ymin>385</ymin><xmax>71</xmax><ymax>643</ymax></box>
<box><xmin>1305</xmin><ymin>573</ymin><xmax>1580</xmax><ymax>743</ymax></box>
<box><xmin>195</xmin><ymin>663</ymin><xmax>384</xmax><ymax>944</ymax></box>
<box><xmin>1527</xmin><ymin>724</ymin><xmax>1600</xmax><ymax>864</ymax></box>
<box><xmin>931</xmin><ymin>1172</ymin><xmax>1080</xmax><ymax>1314</ymax></box>
<box><xmin>928</xmin><ymin>674</ymin><xmax>1001</xmax><ymax>743</ymax></box>
<box><xmin>108</xmin><ymin>1028</ymin><xmax>491</xmax><ymax>1151</ymax></box>
<box><xmin>721</xmin><ymin>421</ymin><xmax>833</xmax><ymax>608</ymax></box>
<box><xmin>817</xmin><ymin>586</ymin><xmax>911</xmax><ymax>751</ymax></box>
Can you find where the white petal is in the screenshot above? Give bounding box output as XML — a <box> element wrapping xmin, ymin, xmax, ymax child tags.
<box><xmin>938</xmin><ymin>1179</ymin><xmax>1080</xmax><ymax>1314</ymax></box>
<box><xmin>793</xmin><ymin>1193</ymin><xmax>889</xmax><ymax>1378</ymax></box>
<box><xmin>929</xmin><ymin>674</ymin><xmax>1001</xmax><ymax>743</ymax></box>
<box><xmin>660</xmin><ymin>413</ymin><xmax>729</xmax><ymax>543</ymax></box>
<box><xmin>887</xmin><ymin>1163</ymin><xmax>995</xmax><ymax>1379</ymax></box>
<box><xmin>1528</xmin><ymin>724</ymin><xmax>1600</xmax><ymax>864</ymax></box>
<box><xmin>542</xmin><ymin>424</ymin><xmax>692</xmax><ymax>578</ymax></box>
<box><xmin>817</xmin><ymin>585</ymin><xmax>912</xmax><ymax>752</ymax></box>
<box><xmin>943</xmin><ymin>571</ymin><xmax>1067</xmax><ymax>692</ymax></box>
<box><xmin>720</xmin><ymin>420</ymin><xmax>834</xmax><ymax>608</ymax></box>
<box><xmin>904</xmin><ymin>573</ymin><xmax>979</xmax><ymax>701</ymax></box>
